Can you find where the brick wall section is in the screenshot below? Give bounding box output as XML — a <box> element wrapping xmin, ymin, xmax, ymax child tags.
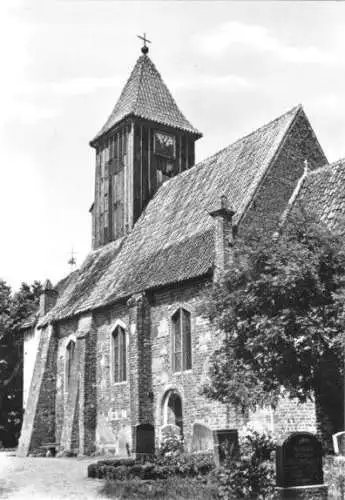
<box><xmin>71</xmin><ymin>388</ymin><xmax>80</xmax><ymax>452</ymax></box>
<box><xmin>94</xmin><ymin>304</ymin><xmax>132</xmax><ymax>454</ymax></box>
<box><xmin>150</xmin><ymin>278</ymin><xmax>245</xmax><ymax>451</ymax></box>
<box><xmin>127</xmin><ymin>293</ymin><xmax>154</xmax><ymax>452</ymax></box>
<box><xmin>79</xmin><ymin>316</ymin><xmax>97</xmax><ymax>455</ymax></box>
<box><xmin>273</xmin><ymin>398</ymin><xmax>317</xmax><ymax>438</ymax></box>
<box><xmin>55</xmin><ymin>318</ymin><xmax>78</xmax><ymax>449</ymax></box>
<box><xmin>242</xmin><ymin>111</ymin><xmax>327</xmax><ymax>230</ymax></box>
<box><xmin>17</xmin><ymin>324</ymin><xmax>57</xmax><ymax>456</ymax></box>
<box><xmin>56</xmin><ymin>314</ymin><xmax>97</xmax><ymax>455</ymax></box>
<box><xmin>59</xmin><ymin>338</ymin><xmax>82</xmax><ymax>452</ymax></box>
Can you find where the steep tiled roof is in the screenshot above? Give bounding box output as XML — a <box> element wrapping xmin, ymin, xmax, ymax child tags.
<box><xmin>292</xmin><ymin>158</ymin><xmax>345</xmax><ymax>232</ymax></box>
<box><xmin>40</xmin><ymin>105</ymin><xmax>301</xmax><ymax>325</ymax></box>
<box><xmin>91</xmin><ymin>54</ymin><xmax>201</xmax><ymax>144</ymax></box>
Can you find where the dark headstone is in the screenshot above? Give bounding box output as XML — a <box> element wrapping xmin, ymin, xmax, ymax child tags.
<box><xmin>213</xmin><ymin>429</ymin><xmax>239</xmax><ymax>465</ymax></box>
<box><xmin>276</xmin><ymin>432</ymin><xmax>323</xmax><ymax>488</ymax></box>
<box><xmin>136</xmin><ymin>423</ymin><xmax>155</xmax><ymax>461</ymax></box>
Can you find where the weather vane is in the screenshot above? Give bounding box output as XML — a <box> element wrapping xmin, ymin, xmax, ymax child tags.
<box><xmin>68</xmin><ymin>248</ymin><xmax>77</xmax><ymax>271</ymax></box>
<box><xmin>137</xmin><ymin>32</ymin><xmax>151</xmax><ymax>54</ymax></box>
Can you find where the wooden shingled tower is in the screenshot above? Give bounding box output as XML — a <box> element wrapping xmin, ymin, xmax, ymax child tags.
<box><xmin>89</xmin><ymin>39</ymin><xmax>202</xmax><ymax>249</ymax></box>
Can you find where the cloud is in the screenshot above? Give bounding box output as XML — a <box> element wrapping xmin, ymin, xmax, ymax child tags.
<box><xmin>45</xmin><ymin>76</ymin><xmax>123</xmax><ymax>96</ymax></box>
<box><xmin>170</xmin><ymin>73</ymin><xmax>254</xmax><ymax>91</ymax></box>
<box><xmin>193</xmin><ymin>22</ymin><xmax>335</xmax><ymax>65</ymax></box>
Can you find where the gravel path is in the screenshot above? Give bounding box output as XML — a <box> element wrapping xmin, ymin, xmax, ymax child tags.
<box><xmin>0</xmin><ymin>452</ymin><xmax>107</xmax><ymax>499</ymax></box>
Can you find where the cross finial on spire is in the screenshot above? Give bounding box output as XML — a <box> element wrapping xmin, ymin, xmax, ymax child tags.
<box><xmin>137</xmin><ymin>32</ymin><xmax>151</xmax><ymax>54</ymax></box>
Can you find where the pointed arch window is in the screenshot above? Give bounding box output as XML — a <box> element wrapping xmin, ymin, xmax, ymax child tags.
<box><xmin>113</xmin><ymin>325</ymin><xmax>127</xmax><ymax>383</ymax></box>
<box><xmin>172</xmin><ymin>308</ymin><xmax>192</xmax><ymax>372</ymax></box>
<box><xmin>66</xmin><ymin>340</ymin><xmax>75</xmax><ymax>386</ymax></box>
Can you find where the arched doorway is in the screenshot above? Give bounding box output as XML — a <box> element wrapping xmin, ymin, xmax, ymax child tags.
<box><xmin>162</xmin><ymin>390</ymin><xmax>183</xmax><ymax>436</ymax></box>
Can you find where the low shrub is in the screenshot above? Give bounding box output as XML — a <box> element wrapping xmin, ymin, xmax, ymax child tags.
<box><xmin>215</xmin><ymin>427</ymin><xmax>276</xmax><ymax>500</ymax></box>
<box><xmin>157</xmin><ymin>427</ymin><xmax>184</xmax><ymax>458</ymax></box>
<box><xmin>87</xmin><ymin>451</ymin><xmax>215</xmax><ymax>481</ymax></box>
<box><xmin>216</xmin><ymin>458</ymin><xmax>275</xmax><ymax>499</ymax></box>
<box><xmin>97</xmin><ymin>458</ymin><xmax>135</xmax><ymax>467</ymax></box>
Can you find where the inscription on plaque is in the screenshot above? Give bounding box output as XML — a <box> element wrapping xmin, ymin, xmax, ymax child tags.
<box><xmin>276</xmin><ymin>432</ymin><xmax>323</xmax><ymax>488</ymax></box>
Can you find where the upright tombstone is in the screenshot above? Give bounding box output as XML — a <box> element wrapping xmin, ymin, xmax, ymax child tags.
<box><xmin>332</xmin><ymin>431</ymin><xmax>345</xmax><ymax>456</ymax></box>
<box><xmin>135</xmin><ymin>423</ymin><xmax>155</xmax><ymax>462</ymax></box>
<box><xmin>213</xmin><ymin>429</ymin><xmax>239</xmax><ymax>466</ymax></box>
<box><xmin>276</xmin><ymin>432</ymin><xmax>328</xmax><ymax>499</ymax></box>
<box><xmin>192</xmin><ymin>423</ymin><xmax>214</xmax><ymax>452</ymax></box>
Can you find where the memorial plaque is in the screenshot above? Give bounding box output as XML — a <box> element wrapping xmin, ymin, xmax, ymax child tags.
<box><xmin>276</xmin><ymin>432</ymin><xmax>323</xmax><ymax>488</ymax></box>
<box><xmin>213</xmin><ymin>429</ymin><xmax>240</xmax><ymax>465</ymax></box>
<box><xmin>136</xmin><ymin>423</ymin><xmax>155</xmax><ymax>461</ymax></box>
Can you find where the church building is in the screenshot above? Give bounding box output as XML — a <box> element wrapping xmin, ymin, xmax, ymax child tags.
<box><xmin>18</xmin><ymin>41</ymin><xmax>343</xmax><ymax>457</ymax></box>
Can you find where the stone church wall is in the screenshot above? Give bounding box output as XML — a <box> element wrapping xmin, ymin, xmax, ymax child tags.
<box><xmin>242</xmin><ymin>110</ymin><xmax>327</xmax><ymax>230</ymax></box>
<box><xmin>93</xmin><ymin>304</ymin><xmax>132</xmax><ymax>455</ymax></box>
<box><xmin>150</xmin><ymin>278</ymin><xmax>246</xmax><ymax>451</ymax></box>
<box><xmin>55</xmin><ymin>318</ymin><xmax>78</xmax><ymax>447</ymax></box>
<box><xmin>249</xmin><ymin>398</ymin><xmax>317</xmax><ymax>437</ymax></box>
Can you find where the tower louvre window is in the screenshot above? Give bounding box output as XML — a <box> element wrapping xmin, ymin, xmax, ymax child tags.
<box><xmin>172</xmin><ymin>308</ymin><xmax>192</xmax><ymax>372</ymax></box>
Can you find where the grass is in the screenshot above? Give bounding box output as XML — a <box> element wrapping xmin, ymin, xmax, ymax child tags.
<box><xmin>100</xmin><ymin>476</ymin><xmax>218</xmax><ymax>499</ymax></box>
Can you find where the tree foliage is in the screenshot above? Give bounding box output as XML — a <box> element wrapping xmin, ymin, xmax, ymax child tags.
<box><xmin>202</xmin><ymin>212</ymin><xmax>345</xmax><ymax>413</ymax></box>
<box><xmin>0</xmin><ymin>279</ymin><xmax>42</xmax><ymax>446</ymax></box>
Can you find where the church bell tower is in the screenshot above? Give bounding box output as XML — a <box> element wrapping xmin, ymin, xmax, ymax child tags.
<box><xmin>89</xmin><ymin>37</ymin><xmax>202</xmax><ymax>250</ymax></box>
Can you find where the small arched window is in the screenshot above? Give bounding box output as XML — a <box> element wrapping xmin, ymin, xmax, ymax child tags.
<box><xmin>172</xmin><ymin>308</ymin><xmax>192</xmax><ymax>372</ymax></box>
<box><xmin>113</xmin><ymin>325</ymin><xmax>126</xmax><ymax>383</ymax></box>
<box><xmin>66</xmin><ymin>340</ymin><xmax>75</xmax><ymax>386</ymax></box>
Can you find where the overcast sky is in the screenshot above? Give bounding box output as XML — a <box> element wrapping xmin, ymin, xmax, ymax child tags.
<box><xmin>1</xmin><ymin>0</ymin><xmax>345</xmax><ymax>291</ymax></box>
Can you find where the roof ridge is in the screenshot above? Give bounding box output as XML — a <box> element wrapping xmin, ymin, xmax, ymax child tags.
<box><xmin>305</xmin><ymin>157</ymin><xmax>345</xmax><ymax>177</ymax></box>
<box><xmin>158</xmin><ymin>104</ymin><xmax>302</xmax><ymax>188</ymax></box>
<box><xmin>133</xmin><ymin>54</ymin><xmax>146</xmax><ymax>114</ymax></box>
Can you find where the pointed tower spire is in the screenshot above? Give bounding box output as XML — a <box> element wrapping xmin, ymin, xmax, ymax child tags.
<box><xmin>89</xmin><ymin>42</ymin><xmax>202</xmax><ymax>250</ymax></box>
<box><xmin>90</xmin><ymin>51</ymin><xmax>201</xmax><ymax>145</ymax></box>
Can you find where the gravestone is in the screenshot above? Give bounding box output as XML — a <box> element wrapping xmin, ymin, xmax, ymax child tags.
<box><xmin>332</xmin><ymin>431</ymin><xmax>345</xmax><ymax>456</ymax></box>
<box><xmin>213</xmin><ymin>429</ymin><xmax>239</xmax><ymax>466</ymax></box>
<box><xmin>136</xmin><ymin>423</ymin><xmax>155</xmax><ymax>462</ymax></box>
<box><xmin>276</xmin><ymin>432</ymin><xmax>328</xmax><ymax>499</ymax></box>
<box><xmin>118</xmin><ymin>426</ymin><xmax>131</xmax><ymax>457</ymax></box>
<box><xmin>192</xmin><ymin>423</ymin><xmax>213</xmax><ymax>452</ymax></box>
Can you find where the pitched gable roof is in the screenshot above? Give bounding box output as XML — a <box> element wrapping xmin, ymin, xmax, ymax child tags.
<box><xmin>292</xmin><ymin>158</ymin><xmax>345</xmax><ymax>232</ymax></box>
<box><xmin>41</xmin><ymin>105</ymin><xmax>303</xmax><ymax>325</ymax></box>
<box><xmin>91</xmin><ymin>54</ymin><xmax>201</xmax><ymax>144</ymax></box>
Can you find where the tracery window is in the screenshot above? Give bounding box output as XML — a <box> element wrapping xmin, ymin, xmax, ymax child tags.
<box><xmin>172</xmin><ymin>308</ymin><xmax>192</xmax><ymax>372</ymax></box>
<box><xmin>113</xmin><ymin>325</ymin><xmax>127</xmax><ymax>383</ymax></box>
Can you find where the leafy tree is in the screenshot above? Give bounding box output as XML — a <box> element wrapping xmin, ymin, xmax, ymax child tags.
<box><xmin>202</xmin><ymin>212</ymin><xmax>345</xmax><ymax>446</ymax></box>
<box><xmin>0</xmin><ymin>280</ymin><xmax>42</xmax><ymax>446</ymax></box>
